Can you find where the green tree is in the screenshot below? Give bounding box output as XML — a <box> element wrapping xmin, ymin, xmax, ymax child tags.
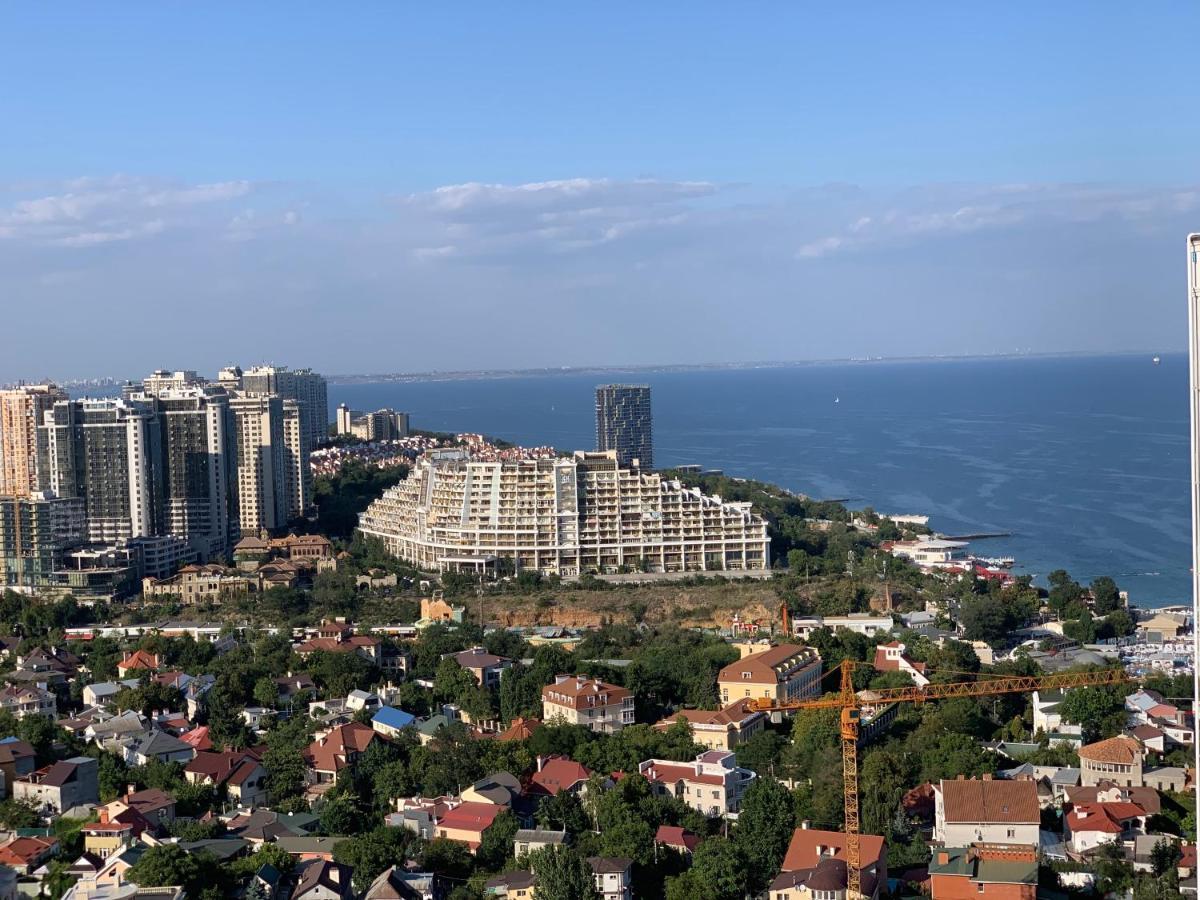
<box><xmin>530</xmin><ymin>845</ymin><xmax>599</xmax><ymax>900</ymax></box>
<box><xmin>477</xmin><ymin>809</ymin><xmax>520</xmax><ymax>871</ymax></box>
<box><xmin>733</xmin><ymin>777</ymin><xmax>794</xmax><ymax>890</ymax></box>
<box><xmin>535</xmin><ymin>790</ymin><xmax>591</xmax><ymax>835</ymax></box>
<box><xmin>1090</xmin><ymin>576</ymin><xmax>1122</xmax><ymax>614</ymax></box>
<box><xmin>333</xmin><ymin>827</ymin><xmax>418</xmax><ymax>893</ymax></box>
<box><xmin>690</xmin><ymin>837</ymin><xmax>748</xmax><ymax>900</ymax></box>
<box><xmin>127</xmin><ymin>845</ymin><xmax>217</xmax><ymax>897</ymax></box>
<box><xmin>1058</xmin><ymin>683</ymin><xmax>1132</xmax><ymax>741</ymax></box>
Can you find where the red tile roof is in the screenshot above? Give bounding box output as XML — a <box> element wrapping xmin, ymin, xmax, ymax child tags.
<box><xmin>655</xmin><ymin>825</ymin><xmax>700</xmax><ymax>853</ymax></box>
<box><xmin>529</xmin><ymin>757</ymin><xmax>591</xmax><ymax>796</ymax></box>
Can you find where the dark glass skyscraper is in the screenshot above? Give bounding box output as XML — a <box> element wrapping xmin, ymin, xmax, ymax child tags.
<box><xmin>595</xmin><ymin>384</ymin><xmax>653</xmax><ymax>469</ymax></box>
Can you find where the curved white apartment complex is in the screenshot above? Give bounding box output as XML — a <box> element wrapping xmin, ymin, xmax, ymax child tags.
<box><xmin>358</xmin><ymin>449</ymin><xmax>770</xmax><ymax>576</ymax></box>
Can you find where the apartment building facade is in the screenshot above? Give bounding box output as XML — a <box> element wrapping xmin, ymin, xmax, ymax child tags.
<box><xmin>0</xmin><ymin>383</ymin><xmax>67</xmax><ymax>497</ymax></box>
<box><xmin>0</xmin><ymin>493</ymin><xmax>86</xmax><ymax>591</ymax></box>
<box><xmin>595</xmin><ymin>384</ymin><xmax>652</xmax><ymax>468</ymax></box>
<box><xmin>359</xmin><ymin>450</ymin><xmax>769</xmax><ymax>576</ymax></box>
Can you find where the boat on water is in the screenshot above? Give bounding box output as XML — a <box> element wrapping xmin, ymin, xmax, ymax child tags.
<box><xmin>1153</xmin><ymin>355</ymin><xmax>1161</xmax><ymax>365</ymax></box>
<box><xmin>975</xmin><ymin>555</ymin><xmax>1016</xmax><ymax>568</ymax></box>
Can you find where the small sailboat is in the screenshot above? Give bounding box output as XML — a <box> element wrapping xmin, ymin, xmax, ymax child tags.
<box><xmin>834</xmin><ymin>397</ymin><xmax>840</xmax><ymax>404</ymax></box>
<box><xmin>1152</xmin><ymin>356</ymin><xmax>1161</xmax><ymax>365</ymax></box>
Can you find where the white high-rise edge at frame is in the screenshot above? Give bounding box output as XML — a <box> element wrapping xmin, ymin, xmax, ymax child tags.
<box><xmin>1185</xmin><ymin>233</ymin><xmax>1200</xmax><ymax>784</ymax></box>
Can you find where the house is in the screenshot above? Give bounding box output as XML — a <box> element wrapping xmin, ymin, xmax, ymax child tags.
<box><xmin>362</xmin><ymin>867</ymin><xmax>440</xmax><ymax>900</ymax></box>
<box><xmin>447</xmin><ymin>648</ymin><xmax>512</xmax><ymax>688</ymax></box>
<box><xmin>496</xmin><ymin>716</ymin><xmax>541</xmax><ymax>742</ymax></box>
<box><xmin>1143</xmin><ymin>766</ymin><xmax>1188</xmax><ymax>793</ymax></box>
<box><xmin>1031</xmin><ymin>689</ymin><xmax>1083</xmax><ymax>741</ymax></box>
<box><xmin>86</xmin><ymin>710</ymin><xmax>149</xmax><ymax>746</ymax></box>
<box><xmin>179</xmin><ymin>726</ymin><xmax>213</xmax><ymax>752</ymax></box>
<box><xmin>435</xmin><ymin>801</ymin><xmax>503</xmax><ymax>851</ymax></box>
<box><xmin>371</xmin><ymin>706</ymin><xmax>417</xmax><ymax>738</ymax></box>
<box><xmin>1130</xmin><ymin>724</ymin><xmax>1167</xmax><ymax>754</ymax></box>
<box><xmin>242</xmin><ymin>707</ymin><xmax>276</xmax><ymax>730</ymax></box>
<box><xmin>1079</xmin><ymin>736</ymin><xmax>1144</xmax><ymax>787</ymax></box>
<box><xmin>655</xmin><ymin>825</ymin><xmax>700</xmax><ymax>856</ymax></box>
<box><xmin>123</xmin><ymin>730</ymin><xmax>196</xmax><ymax>767</ymax></box>
<box><xmin>775</xmin><ymin>827</ymin><xmax>888</xmax><ymax>900</ymax></box>
<box><xmin>0</xmin><ymin>836</ymin><xmax>58</xmax><ymax>876</ymax></box>
<box><xmin>295</xmin><ymin>623</ymin><xmax>382</xmax><ymax>665</ymax></box>
<box><xmin>420</xmin><ymin>596</ymin><xmax>465</xmax><ymax>625</ymax></box>
<box><xmin>873</xmin><ymin>642</ymin><xmax>929</xmax><ymax>686</ymax></box>
<box><xmin>484</xmin><ymin>870</ymin><xmax>538</xmax><ymax>899</ymax></box>
<box><xmin>390</xmin><ymin>797</ymin><xmax>450</xmax><ymax>841</ymax></box>
<box><xmin>184</xmin><ymin>749</ymin><xmax>268</xmax><ymax>806</ymax></box>
<box><xmin>0</xmin><ymin>738</ymin><xmax>36</xmax><ymax>798</ymax></box>
<box><xmin>928</xmin><ymin>844</ymin><xmax>1038</xmax><ymax>899</ymax></box>
<box><xmin>292</xmin><ymin>858</ymin><xmax>355</xmax><ymax>900</ymax></box>
<box><xmin>82</xmin><ymin>680</ymin><xmax>141</xmax><ymax>708</ymax></box>
<box><xmin>0</xmin><ymin>685</ymin><xmax>56</xmax><ymax>719</ymax></box>
<box><xmin>791</xmin><ymin>614</ymin><xmax>894</xmax><ymax>640</ymax></box>
<box><xmin>305</xmin><ymin>722</ymin><xmax>380</xmax><ymax>784</ymax></box>
<box><xmin>587</xmin><ymin>857</ymin><xmax>632</xmax><ymax>900</ymax></box>
<box><xmin>653</xmin><ymin>698</ymin><xmax>765</xmax><ymax>751</ymax></box>
<box><xmin>717</xmin><ymin>644</ymin><xmax>822</xmax><ymax>708</ymax></box>
<box><xmin>513</xmin><ymin>829</ymin><xmax>567</xmax><ymax>858</ymax></box>
<box><xmin>276</xmin><ymin>674</ymin><xmax>318</xmax><ymax>703</ymax></box>
<box><xmin>1065</xmin><ymin>801</ymin><xmax>1149</xmax><ymax>853</ymax></box>
<box><xmin>345</xmin><ymin>690</ymin><xmax>381</xmax><ymax>714</ymax></box>
<box><xmin>1136</xmin><ymin>612</ymin><xmax>1186</xmax><ymax>641</ymax></box>
<box><xmin>105</xmin><ymin>787</ymin><xmax>176</xmax><ymax>828</ymax></box>
<box><xmin>639</xmin><ymin>750</ymin><xmax>756</xmax><ymax>818</ymax></box>
<box><xmin>933</xmin><ymin>777</ymin><xmax>1040</xmax><ymax>847</ymax></box>
<box><xmin>227</xmin><ymin>809</ymin><xmax>316</xmax><ymax>844</ymax></box>
<box><xmin>462</xmin><ymin>772</ymin><xmax>522</xmax><ymax>808</ymax></box>
<box><xmin>82</xmin><ymin>806</ymin><xmax>154</xmax><ymax>859</ymax></box>
<box><xmin>1064</xmin><ymin>782</ymin><xmax>1161</xmax><ymax>817</ymax></box>
<box><xmin>13</xmin><ymin>756</ymin><xmax>98</xmax><ymax>815</ymax></box>
<box><xmin>116</xmin><ymin>650</ymin><xmax>160</xmax><ymax>677</ymax></box>
<box><xmin>528</xmin><ymin>756</ymin><xmax>593</xmax><ymax>799</ymax></box>
<box><xmin>542</xmin><ymin>675</ymin><xmax>634</xmax><ymax>734</ymax></box>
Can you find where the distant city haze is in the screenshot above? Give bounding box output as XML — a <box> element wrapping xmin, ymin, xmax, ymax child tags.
<box><xmin>1</xmin><ymin>5</ymin><xmax>1197</xmax><ymax>381</ymax></box>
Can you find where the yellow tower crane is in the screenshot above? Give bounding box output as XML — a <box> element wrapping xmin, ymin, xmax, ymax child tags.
<box><xmin>749</xmin><ymin>658</ymin><xmax>1129</xmax><ymax>897</ymax></box>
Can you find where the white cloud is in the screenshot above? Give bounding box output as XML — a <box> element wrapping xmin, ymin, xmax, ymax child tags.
<box><xmin>0</xmin><ymin>176</ymin><xmax>255</xmax><ymax>248</ymax></box>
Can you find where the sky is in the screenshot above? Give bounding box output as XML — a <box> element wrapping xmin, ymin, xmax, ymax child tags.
<box><xmin>1</xmin><ymin>4</ymin><xmax>1198</xmax><ymax>381</ymax></box>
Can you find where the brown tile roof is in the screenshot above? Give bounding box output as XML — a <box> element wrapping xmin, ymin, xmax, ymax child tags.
<box><xmin>117</xmin><ymin>650</ymin><xmax>160</xmax><ymax>672</ymax></box>
<box><xmin>1079</xmin><ymin>736</ymin><xmax>1142</xmax><ymax>765</ymax></box>
<box><xmin>542</xmin><ymin>675</ymin><xmax>631</xmax><ymax>710</ymax></box>
<box><xmin>781</xmin><ymin>828</ymin><xmax>885</xmax><ymax>872</ymax></box>
<box><xmin>0</xmin><ymin>836</ymin><xmax>57</xmax><ymax>867</ymax></box>
<box><xmin>496</xmin><ymin>716</ymin><xmax>541</xmax><ymax>742</ymax></box>
<box><xmin>529</xmin><ymin>756</ymin><xmax>591</xmax><ymax>796</ymax></box>
<box><xmin>717</xmin><ymin>644</ymin><xmax>818</xmax><ymax>685</ymax></box>
<box><xmin>305</xmin><ymin>722</ymin><xmax>378</xmax><ymax>774</ymax></box>
<box><xmin>0</xmin><ymin>739</ymin><xmax>35</xmax><ymax>765</ymax></box>
<box><xmin>938</xmin><ymin>778</ymin><xmax>1039</xmax><ymax>825</ymax></box>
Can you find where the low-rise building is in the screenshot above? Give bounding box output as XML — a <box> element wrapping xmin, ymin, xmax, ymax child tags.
<box><xmin>123</xmin><ymin>731</ymin><xmax>196</xmax><ymax>767</ymax></box>
<box><xmin>1079</xmin><ymin>736</ymin><xmax>1144</xmax><ymax>787</ymax></box>
<box><xmin>371</xmin><ymin>706</ymin><xmax>418</xmax><ymax>738</ymax></box>
<box><xmin>305</xmin><ymin>722</ymin><xmax>380</xmax><ymax>784</ymax></box>
<box><xmin>292</xmin><ymin>859</ymin><xmax>355</xmax><ymax>900</ymax></box>
<box><xmin>527</xmin><ymin>756</ymin><xmax>593</xmax><ymax>799</ymax></box>
<box><xmin>448</xmin><ymin>648</ymin><xmax>512</xmax><ymax>688</ymax></box>
<box><xmin>541</xmin><ymin>675</ymin><xmax>634</xmax><ymax>734</ymax></box>
<box><xmin>933</xmin><ymin>777</ymin><xmax>1040</xmax><ymax>847</ymax></box>
<box><xmin>1065</xmin><ymin>801</ymin><xmax>1149</xmax><ymax>853</ymax></box>
<box><xmin>873</xmin><ymin>641</ymin><xmax>929</xmax><ymax>686</ymax></box>
<box><xmin>0</xmin><ymin>738</ymin><xmax>36</xmax><ymax>798</ymax></box>
<box><xmin>652</xmin><ymin>698</ymin><xmax>765</xmax><ymax>751</ymax></box>
<box><xmin>717</xmin><ymin>644</ymin><xmax>821</xmax><ymax>707</ymax></box>
<box><xmin>587</xmin><ymin>857</ymin><xmax>632</xmax><ymax>900</ymax></box>
<box><xmin>928</xmin><ymin>844</ymin><xmax>1037</xmax><ymax>899</ymax></box>
<box><xmin>639</xmin><ymin>750</ymin><xmax>756</xmax><ymax>818</ymax></box>
<box><xmin>773</xmin><ymin>827</ymin><xmax>887</xmax><ymax>900</ymax></box>
<box><xmin>792</xmin><ymin>614</ymin><xmax>895</xmax><ymax>640</ymax></box>
<box><xmin>435</xmin><ymin>801</ymin><xmax>504</xmax><ymax>852</ymax></box>
<box><xmin>513</xmin><ymin>829</ymin><xmax>567</xmax><ymax>858</ymax></box>
<box><xmin>13</xmin><ymin>756</ymin><xmax>99</xmax><ymax>815</ymax></box>
<box><xmin>0</xmin><ymin>836</ymin><xmax>58</xmax><ymax>876</ymax></box>
<box><xmin>0</xmin><ymin>685</ymin><xmax>55</xmax><ymax>719</ymax></box>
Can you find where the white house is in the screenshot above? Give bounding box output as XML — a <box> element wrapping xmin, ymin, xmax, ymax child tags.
<box><xmin>934</xmin><ymin>777</ymin><xmax>1040</xmax><ymax>847</ymax></box>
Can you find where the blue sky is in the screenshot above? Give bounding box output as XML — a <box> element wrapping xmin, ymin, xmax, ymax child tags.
<box><xmin>1</xmin><ymin>4</ymin><xmax>1197</xmax><ymax>379</ymax></box>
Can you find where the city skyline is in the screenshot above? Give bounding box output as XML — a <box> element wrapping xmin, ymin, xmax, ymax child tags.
<box><xmin>2</xmin><ymin>4</ymin><xmax>1198</xmax><ymax>381</ymax></box>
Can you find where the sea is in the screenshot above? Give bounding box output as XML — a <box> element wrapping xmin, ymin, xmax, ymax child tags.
<box><xmin>331</xmin><ymin>354</ymin><xmax>1191</xmax><ymax>609</ymax></box>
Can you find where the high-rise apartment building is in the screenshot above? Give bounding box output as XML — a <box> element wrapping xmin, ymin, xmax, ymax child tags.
<box><xmin>38</xmin><ymin>398</ymin><xmax>164</xmax><ymax>544</ymax></box>
<box><xmin>142</xmin><ymin>387</ymin><xmax>234</xmax><ymax>557</ymax></box>
<box><xmin>241</xmin><ymin>365</ymin><xmax>329</xmax><ymax>449</ymax></box>
<box><xmin>0</xmin><ymin>493</ymin><xmax>86</xmax><ymax>590</ymax></box>
<box><xmin>0</xmin><ymin>384</ymin><xmax>67</xmax><ymax>497</ymax></box>
<box><xmin>595</xmin><ymin>384</ymin><xmax>653</xmax><ymax>469</ymax></box>
<box><xmin>228</xmin><ymin>393</ymin><xmax>289</xmax><ymax>536</ymax></box>
<box><xmin>282</xmin><ymin>398</ymin><xmax>312</xmax><ymax>521</ymax></box>
<box><xmin>359</xmin><ymin>449</ymin><xmax>769</xmax><ymax>576</ymax></box>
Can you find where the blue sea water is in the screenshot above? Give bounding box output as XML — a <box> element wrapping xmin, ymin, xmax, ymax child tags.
<box><xmin>329</xmin><ymin>354</ymin><xmax>1192</xmax><ymax>608</ymax></box>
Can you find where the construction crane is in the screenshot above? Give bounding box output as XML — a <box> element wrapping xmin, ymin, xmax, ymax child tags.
<box><xmin>748</xmin><ymin>658</ymin><xmax>1129</xmax><ymax>897</ymax></box>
